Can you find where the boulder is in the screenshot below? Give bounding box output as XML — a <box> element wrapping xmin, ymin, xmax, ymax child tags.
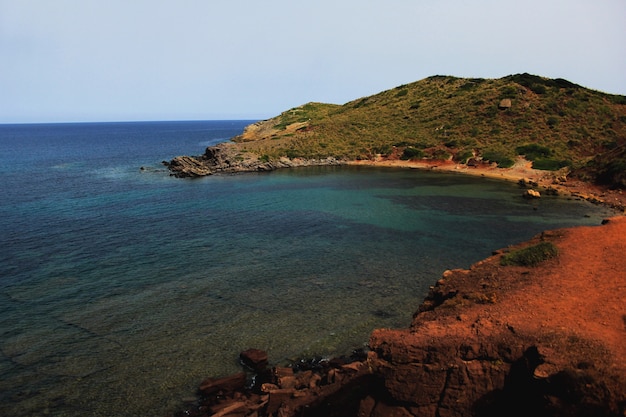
<box><xmin>498</xmin><ymin>98</ymin><xmax>512</xmax><ymax>109</ymax></box>
<box><xmin>239</xmin><ymin>348</ymin><xmax>268</xmax><ymax>372</ymax></box>
<box><xmin>523</xmin><ymin>189</ymin><xmax>541</xmax><ymax>199</ymax></box>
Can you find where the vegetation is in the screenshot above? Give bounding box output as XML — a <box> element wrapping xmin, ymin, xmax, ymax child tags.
<box><xmin>500</xmin><ymin>242</ymin><xmax>559</xmax><ymax>267</ymax></box>
<box><xmin>227</xmin><ymin>74</ymin><xmax>626</xmax><ymax>188</ymax></box>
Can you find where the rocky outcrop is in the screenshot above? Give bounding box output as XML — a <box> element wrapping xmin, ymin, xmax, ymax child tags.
<box><xmin>498</xmin><ymin>98</ymin><xmax>512</xmax><ymax>110</ymax></box>
<box><xmin>164</xmin><ymin>143</ymin><xmax>342</xmax><ymax>178</ymax></box>
<box><xmin>170</xmin><ymin>218</ymin><xmax>626</xmax><ymax>417</ymax></box>
<box><xmin>366</xmin><ymin>218</ymin><xmax>626</xmax><ymax>417</ymax></box>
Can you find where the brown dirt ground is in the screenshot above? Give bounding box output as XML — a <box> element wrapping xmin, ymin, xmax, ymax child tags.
<box><xmin>506</xmin><ymin>217</ymin><xmax>626</xmax><ymax>373</ymax></box>
<box><xmin>409</xmin><ymin>216</ymin><xmax>626</xmax><ymax>389</ymax></box>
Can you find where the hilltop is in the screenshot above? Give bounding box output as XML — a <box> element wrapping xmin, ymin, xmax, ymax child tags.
<box><xmin>168</xmin><ymin>73</ymin><xmax>626</xmax><ymax>190</ymax></box>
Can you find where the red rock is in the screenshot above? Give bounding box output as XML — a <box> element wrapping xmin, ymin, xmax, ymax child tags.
<box><xmin>359</xmin><ymin>396</ymin><xmax>376</xmax><ymax>416</ymax></box>
<box><xmin>371</xmin><ymin>401</ymin><xmax>413</xmax><ymax>417</ymax></box>
<box><xmin>198</xmin><ymin>372</ymin><xmax>246</xmax><ymax>396</ymax></box>
<box><xmin>209</xmin><ymin>400</ymin><xmax>247</xmax><ymax>417</ymax></box>
<box><xmin>266</xmin><ymin>388</ymin><xmax>294</xmax><ymax>414</ymax></box>
<box><xmin>239</xmin><ymin>348</ymin><xmax>268</xmax><ymax>371</ymax></box>
<box><xmin>273</xmin><ymin>367</ymin><xmax>294</xmax><ymax>378</ymax></box>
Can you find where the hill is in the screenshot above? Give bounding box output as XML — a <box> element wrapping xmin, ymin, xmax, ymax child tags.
<box><xmin>168</xmin><ymin>74</ymin><xmax>626</xmax><ymax>188</ymax></box>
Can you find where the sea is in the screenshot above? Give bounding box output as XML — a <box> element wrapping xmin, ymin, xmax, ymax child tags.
<box><xmin>0</xmin><ymin>120</ymin><xmax>615</xmax><ymax>416</ymax></box>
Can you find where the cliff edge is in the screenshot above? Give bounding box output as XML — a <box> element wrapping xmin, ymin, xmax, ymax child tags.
<box><xmin>368</xmin><ymin>216</ymin><xmax>626</xmax><ymax>417</ymax></box>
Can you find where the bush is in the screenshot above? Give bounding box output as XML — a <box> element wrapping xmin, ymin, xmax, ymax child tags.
<box><xmin>456</xmin><ymin>150</ymin><xmax>474</xmax><ymax>164</ymax></box>
<box><xmin>409</xmin><ymin>101</ymin><xmax>421</xmax><ymax>110</ymax></box>
<box><xmin>432</xmin><ymin>149</ymin><xmax>452</xmax><ymax>160</ymax></box>
<box><xmin>395</xmin><ymin>89</ymin><xmax>408</xmax><ymax>98</ymax></box>
<box><xmin>374</xmin><ymin>144</ymin><xmax>393</xmax><ymax>156</ymax></box>
<box><xmin>401</xmin><ymin>147</ymin><xmax>424</xmax><ymax>160</ymax></box>
<box><xmin>547</xmin><ymin>116</ymin><xmax>559</xmax><ymax>128</ymax></box>
<box><xmin>500</xmin><ymin>85</ymin><xmax>518</xmax><ymax>99</ymax></box>
<box><xmin>285</xmin><ymin>149</ymin><xmax>303</xmax><ymax>159</ymax></box>
<box><xmin>482</xmin><ymin>150</ymin><xmax>515</xmax><ymax>168</ymax></box>
<box><xmin>531</xmin><ymin>158</ymin><xmax>570</xmax><ymax>171</ymax></box>
<box><xmin>515</xmin><ymin>144</ymin><xmax>553</xmax><ymax>160</ymax></box>
<box><xmin>500</xmin><ymin>242</ymin><xmax>559</xmax><ymax>267</ymax></box>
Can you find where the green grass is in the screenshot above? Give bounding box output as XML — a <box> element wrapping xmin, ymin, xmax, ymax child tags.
<box><xmin>227</xmin><ymin>73</ymin><xmax>626</xmax><ymax>188</ymax></box>
<box><xmin>500</xmin><ymin>242</ymin><xmax>559</xmax><ymax>267</ymax></box>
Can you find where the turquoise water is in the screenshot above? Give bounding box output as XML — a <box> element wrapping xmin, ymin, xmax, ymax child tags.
<box><xmin>0</xmin><ymin>121</ymin><xmax>614</xmax><ymax>416</ymax></box>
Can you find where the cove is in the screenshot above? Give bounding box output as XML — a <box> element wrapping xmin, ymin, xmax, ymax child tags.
<box><xmin>0</xmin><ymin>158</ymin><xmax>613</xmax><ymax>417</ymax></box>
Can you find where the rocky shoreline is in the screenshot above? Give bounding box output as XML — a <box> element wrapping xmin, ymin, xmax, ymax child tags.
<box><xmin>165</xmin><ymin>143</ymin><xmax>625</xmax><ymax>416</ymax></box>
<box><xmin>168</xmin><ymin>217</ymin><xmax>626</xmax><ymax>417</ymax></box>
<box><xmin>164</xmin><ymin>143</ymin><xmax>342</xmax><ymax>177</ymax></box>
<box><xmin>165</xmin><ymin>143</ymin><xmax>626</xmax><ymax>212</ymax></box>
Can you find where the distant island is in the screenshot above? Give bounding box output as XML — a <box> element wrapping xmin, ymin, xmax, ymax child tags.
<box><xmin>166</xmin><ymin>75</ymin><xmax>626</xmax><ymax>417</ymax></box>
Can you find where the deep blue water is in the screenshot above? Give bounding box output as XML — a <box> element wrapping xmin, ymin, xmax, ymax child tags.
<box><xmin>0</xmin><ymin>121</ymin><xmax>614</xmax><ymax>416</ymax></box>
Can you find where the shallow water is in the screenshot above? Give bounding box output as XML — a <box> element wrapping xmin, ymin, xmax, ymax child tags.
<box><xmin>0</xmin><ymin>121</ymin><xmax>614</xmax><ymax>416</ymax></box>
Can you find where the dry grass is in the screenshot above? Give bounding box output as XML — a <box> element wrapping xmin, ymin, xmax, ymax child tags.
<box><xmin>228</xmin><ymin>74</ymin><xmax>626</xmax><ymax>186</ymax></box>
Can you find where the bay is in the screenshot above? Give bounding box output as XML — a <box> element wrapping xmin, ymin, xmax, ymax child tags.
<box><xmin>0</xmin><ymin>121</ymin><xmax>613</xmax><ymax>416</ymax></box>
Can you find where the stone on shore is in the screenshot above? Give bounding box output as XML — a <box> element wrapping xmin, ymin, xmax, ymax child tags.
<box><xmin>239</xmin><ymin>348</ymin><xmax>269</xmax><ymax>372</ymax></box>
<box><xmin>523</xmin><ymin>189</ymin><xmax>541</xmax><ymax>198</ymax></box>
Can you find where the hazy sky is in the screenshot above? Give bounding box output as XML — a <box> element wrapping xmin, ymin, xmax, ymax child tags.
<box><xmin>1</xmin><ymin>0</ymin><xmax>625</xmax><ymax>123</ymax></box>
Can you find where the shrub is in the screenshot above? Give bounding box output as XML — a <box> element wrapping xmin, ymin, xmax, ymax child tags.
<box><xmin>531</xmin><ymin>158</ymin><xmax>570</xmax><ymax>171</ymax></box>
<box><xmin>401</xmin><ymin>147</ymin><xmax>424</xmax><ymax>160</ymax></box>
<box><xmin>409</xmin><ymin>101</ymin><xmax>421</xmax><ymax>110</ymax></box>
<box><xmin>547</xmin><ymin>116</ymin><xmax>559</xmax><ymax>128</ymax></box>
<box><xmin>432</xmin><ymin>149</ymin><xmax>452</xmax><ymax>160</ymax></box>
<box><xmin>500</xmin><ymin>242</ymin><xmax>559</xmax><ymax>267</ymax></box>
<box><xmin>500</xmin><ymin>85</ymin><xmax>518</xmax><ymax>99</ymax></box>
<box><xmin>374</xmin><ymin>144</ymin><xmax>393</xmax><ymax>156</ymax></box>
<box><xmin>285</xmin><ymin>149</ymin><xmax>303</xmax><ymax>159</ymax></box>
<box><xmin>530</xmin><ymin>84</ymin><xmax>547</xmax><ymax>95</ymax></box>
<box><xmin>456</xmin><ymin>150</ymin><xmax>474</xmax><ymax>164</ymax></box>
<box><xmin>482</xmin><ymin>150</ymin><xmax>515</xmax><ymax>168</ymax></box>
<box><xmin>395</xmin><ymin>89</ymin><xmax>408</xmax><ymax>98</ymax></box>
<box><xmin>515</xmin><ymin>144</ymin><xmax>553</xmax><ymax>160</ymax></box>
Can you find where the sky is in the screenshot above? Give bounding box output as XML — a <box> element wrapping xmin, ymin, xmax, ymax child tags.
<box><xmin>1</xmin><ymin>0</ymin><xmax>625</xmax><ymax>123</ymax></box>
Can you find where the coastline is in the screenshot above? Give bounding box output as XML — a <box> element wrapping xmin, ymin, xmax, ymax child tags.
<box><xmin>171</xmin><ymin>216</ymin><xmax>626</xmax><ymax>417</ymax></box>
<box><xmin>346</xmin><ymin>157</ymin><xmax>626</xmax><ymax>213</ymax></box>
<box><xmin>166</xmin><ymin>149</ymin><xmax>626</xmax><ymax>417</ymax></box>
<box><xmin>166</xmin><ymin>146</ymin><xmax>626</xmax><ymax>213</ymax></box>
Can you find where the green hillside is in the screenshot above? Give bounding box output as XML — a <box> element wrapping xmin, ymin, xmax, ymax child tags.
<box><xmin>230</xmin><ymin>74</ymin><xmax>626</xmax><ymax>187</ymax></box>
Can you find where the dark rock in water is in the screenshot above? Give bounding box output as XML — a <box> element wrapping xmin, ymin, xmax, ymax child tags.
<box><xmin>198</xmin><ymin>372</ymin><xmax>246</xmax><ymax>396</ymax></box>
<box><xmin>164</xmin><ymin>155</ymin><xmax>214</xmax><ymax>177</ymax></box>
<box><xmin>240</xmin><ymin>348</ymin><xmax>269</xmax><ymax>372</ymax></box>
<box><xmin>165</xmin><ymin>142</ymin><xmax>344</xmax><ymax>178</ymax></box>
